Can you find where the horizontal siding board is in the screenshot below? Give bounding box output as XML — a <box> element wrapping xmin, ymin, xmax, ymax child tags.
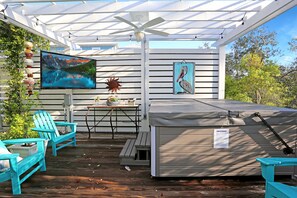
<box><xmin>149</xmin><ymin>54</ymin><xmax>219</xmax><ymax>59</ymax></box>
<box><xmin>149</xmin><ymin>88</ymin><xmax>218</xmax><ymax>94</ymax></box>
<box><xmin>149</xmin><ymin>94</ymin><xmax>218</xmax><ymax>99</ymax></box>
<box><xmin>97</xmin><ymin>66</ymin><xmax>141</xmax><ymax>71</ymax></box>
<box><xmin>149</xmin><ymin>66</ymin><xmax>218</xmax><ymax>71</ymax></box>
<box><xmin>149</xmin><ymin>59</ymin><xmax>219</xmax><ymax>65</ymax></box>
<box><xmin>149</xmin><ymin>71</ymin><xmax>219</xmax><ymax>76</ymax></box>
<box><xmin>97</xmin><ymin>71</ymin><xmax>141</xmax><ymax>77</ymax></box>
<box><xmin>149</xmin><ymin>76</ymin><xmax>219</xmax><ymax>82</ymax></box>
<box><xmin>149</xmin><ymin>49</ymin><xmax>218</xmax><ymax>54</ymax></box>
<box><xmin>149</xmin><ymin>82</ymin><xmax>218</xmax><ymax>88</ymax></box>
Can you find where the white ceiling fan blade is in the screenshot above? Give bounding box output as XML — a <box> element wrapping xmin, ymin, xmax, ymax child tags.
<box><xmin>115</xmin><ymin>16</ymin><xmax>138</xmax><ymax>29</ymax></box>
<box><xmin>144</xmin><ymin>29</ymin><xmax>169</xmax><ymax>37</ymax></box>
<box><xmin>110</xmin><ymin>29</ymin><xmax>134</xmax><ymax>35</ymax></box>
<box><xmin>141</xmin><ymin>17</ymin><xmax>165</xmax><ymax>29</ymax></box>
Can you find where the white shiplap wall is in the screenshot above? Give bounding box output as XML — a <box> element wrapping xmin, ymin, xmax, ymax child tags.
<box><xmin>148</xmin><ymin>49</ymin><xmax>219</xmax><ymax>100</ymax></box>
<box><xmin>0</xmin><ymin>48</ymin><xmax>220</xmax><ymax>133</ymax></box>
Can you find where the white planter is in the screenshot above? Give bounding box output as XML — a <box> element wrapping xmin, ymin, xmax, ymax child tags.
<box><xmin>8</xmin><ymin>140</ymin><xmax>49</xmax><ymax>158</ymax></box>
<box><xmin>8</xmin><ymin>144</ymin><xmax>38</xmax><ymax>158</ymax></box>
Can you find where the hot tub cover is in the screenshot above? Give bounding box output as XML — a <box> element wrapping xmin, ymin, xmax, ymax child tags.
<box><xmin>149</xmin><ymin>99</ymin><xmax>297</xmax><ymax>127</ymax></box>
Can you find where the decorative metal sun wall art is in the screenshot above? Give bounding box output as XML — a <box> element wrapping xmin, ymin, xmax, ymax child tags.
<box><xmin>105</xmin><ymin>76</ymin><xmax>121</xmax><ymax>93</ymax></box>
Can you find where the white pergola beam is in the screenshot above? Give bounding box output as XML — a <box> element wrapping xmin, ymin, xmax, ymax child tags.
<box><xmin>69</xmin><ymin>34</ymin><xmax>218</xmax><ymax>43</ymax></box>
<box><xmin>13</xmin><ymin>1</ymin><xmax>264</xmax><ymax>16</ymax></box>
<box><xmin>1</xmin><ymin>0</ymin><xmax>278</xmax><ymax>1</ymax></box>
<box><xmin>0</xmin><ymin>4</ymin><xmax>79</xmax><ymax>49</ymax></box>
<box><xmin>215</xmin><ymin>0</ymin><xmax>297</xmax><ymax>46</ymax></box>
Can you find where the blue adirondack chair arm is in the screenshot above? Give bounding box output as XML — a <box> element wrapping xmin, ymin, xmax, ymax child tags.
<box><xmin>0</xmin><ymin>153</ymin><xmax>19</xmax><ymax>160</ymax></box>
<box><xmin>257</xmin><ymin>158</ymin><xmax>297</xmax><ymax>166</ymax></box>
<box><xmin>3</xmin><ymin>138</ymin><xmax>46</xmax><ymax>145</ymax></box>
<box><xmin>55</xmin><ymin>122</ymin><xmax>77</xmax><ymax>126</ymax></box>
<box><xmin>31</xmin><ymin>128</ymin><xmax>56</xmax><ymax>133</ymax></box>
<box><xmin>54</xmin><ymin>122</ymin><xmax>77</xmax><ymax>131</ymax></box>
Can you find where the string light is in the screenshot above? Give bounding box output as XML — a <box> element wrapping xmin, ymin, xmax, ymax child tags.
<box><xmin>220</xmin><ymin>29</ymin><xmax>225</xmax><ymax>39</ymax></box>
<box><xmin>35</xmin><ymin>17</ymin><xmax>39</xmax><ymax>26</ymax></box>
<box><xmin>241</xmin><ymin>12</ymin><xmax>246</xmax><ymax>25</ymax></box>
<box><xmin>0</xmin><ymin>5</ymin><xmax>8</xmax><ymax>20</ymax></box>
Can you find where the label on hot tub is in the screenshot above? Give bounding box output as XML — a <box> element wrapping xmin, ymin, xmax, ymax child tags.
<box><xmin>214</xmin><ymin>128</ymin><xmax>229</xmax><ymax>148</ymax></box>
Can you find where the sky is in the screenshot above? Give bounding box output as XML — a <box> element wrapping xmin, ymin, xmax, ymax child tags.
<box><xmin>262</xmin><ymin>5</ymin><xmax>297</xmax><ymax>66</ymax></box>
<box><xmin>119</xmin><ymin>5</ymin><xmax>297</xmax><ymax>67</ymax></box>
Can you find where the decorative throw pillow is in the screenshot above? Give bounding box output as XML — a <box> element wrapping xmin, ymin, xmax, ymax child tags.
<box><xmin>0</xmin><ymin>145</ymin><xmax>23</xmax><ymax>172</ymax></box>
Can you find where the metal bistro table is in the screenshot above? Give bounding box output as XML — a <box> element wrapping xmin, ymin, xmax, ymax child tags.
<box><xmin>85</xmin><ymin>104</ymin><xmax>140</xmax><ymax>139</ymax></box>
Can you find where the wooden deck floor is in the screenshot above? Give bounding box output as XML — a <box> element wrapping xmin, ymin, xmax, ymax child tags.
<box><xmin>1</xmin><ymin>133</ymin><xmax>296</xmax><ymax>197</ymax></box>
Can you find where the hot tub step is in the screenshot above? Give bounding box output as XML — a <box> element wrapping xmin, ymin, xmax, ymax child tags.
<box><xmin>119</xmin><ymin>138</ymin><xmax>150</xmax><ymax>166</ymax></box>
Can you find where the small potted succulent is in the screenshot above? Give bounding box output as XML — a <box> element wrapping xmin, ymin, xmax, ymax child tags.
<box><xmin>106</xmin><ymin>95</ymin><xmax>120</xmax><ymax>106</ymax></box>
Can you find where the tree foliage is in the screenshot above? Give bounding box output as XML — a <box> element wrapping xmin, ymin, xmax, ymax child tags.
<box><xmin>226</xmin><ymin>27</ymin><xmax>280</xmax><ymax>78</ymax></box>
<box><xmin>225</xmin><ymin>27</ymin><xmax>289</xmax><ymax>107</ymax></box>
<box><xmin>226</xmin><ymin>53</ymin><xmax>286</xmax><ymax>106</ymax></box>
<box><xmin>279</xmin><ymin>37</ymin><xmax>297</xmax><ymax>108</ymax></box>
<box><xmin>0</xmin><ymin>21</ymin><xmax>49</xmax><ymax>139</ymax></box>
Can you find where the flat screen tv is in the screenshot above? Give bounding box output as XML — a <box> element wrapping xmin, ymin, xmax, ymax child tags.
<box><xmin>40</xmin><ymin>50</ymin><xmax>96</xmax><ymax>89</ymax></box>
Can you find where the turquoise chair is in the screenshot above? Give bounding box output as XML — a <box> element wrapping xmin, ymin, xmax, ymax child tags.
<box><xmin>256</xmin><ymin>158</ymin><xmax>297</xmax><ymax>198</ymax></box>
<box><xmin>0</xmin><ymin>138</ymin><xmax>46</xmax><ymax>195</ymax></box>
<box><xmin>32</xmin><ymin>110</ymin><xmax>77</xmax><ymax>156</ymax></box>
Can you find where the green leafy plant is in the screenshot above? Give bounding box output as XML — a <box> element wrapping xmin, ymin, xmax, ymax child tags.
<box><xmin>0</xmin><ymin>21</ymin><xmax>49</xmax><ymax>139</ymax></box>
<box><xmin>108</xmin><ymin>96</ymin><xmax>119</xmax><ymax>102</ymax></box>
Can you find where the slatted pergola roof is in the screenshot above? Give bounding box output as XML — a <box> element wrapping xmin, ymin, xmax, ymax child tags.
<box><xmin>0</xmin><ymin>0</ymin><xmax>296</xmax><ymax>49</ymax></box>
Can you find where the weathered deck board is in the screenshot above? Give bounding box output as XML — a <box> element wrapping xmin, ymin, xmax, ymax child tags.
<box><xmin>1</xmin><ymin>133</ymin><xmax>296</xmax><ymax>197</ymax></box>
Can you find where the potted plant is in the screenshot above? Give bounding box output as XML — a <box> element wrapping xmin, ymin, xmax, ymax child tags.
<box><xmin>107</xmin><ymin>95</ymin><xmax>120</xmax><ymax>106</ymax></box>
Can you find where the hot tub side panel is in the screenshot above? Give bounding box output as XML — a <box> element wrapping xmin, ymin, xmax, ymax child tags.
<box><xmin>154</xmin><ymin>124</ymin><xmax>296</xmax><ymax>177</ymax></box>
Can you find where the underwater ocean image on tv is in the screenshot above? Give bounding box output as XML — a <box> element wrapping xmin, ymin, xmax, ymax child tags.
<box><xmin>41</xmin><ymin>51</ymin><xmax>96</xmax><ymax>89</ymax></box>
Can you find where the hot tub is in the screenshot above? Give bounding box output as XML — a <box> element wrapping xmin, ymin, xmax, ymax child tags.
<box><xmin>149</xmin><ymin>99</ymin><xmax>297</xmax><ymax>177</ymax></box>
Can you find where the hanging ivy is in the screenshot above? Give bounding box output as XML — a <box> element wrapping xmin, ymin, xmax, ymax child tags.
<box><xmin>0</xmin><ymin>21</ymin><xmax>50</xmax><ymax>139</ymax></box>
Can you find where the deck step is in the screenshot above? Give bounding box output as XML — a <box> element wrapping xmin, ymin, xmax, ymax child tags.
<box><xmin>119</xmin><ymin>137</ymin><xmax>150</xmax><ymax>166</ymax></box>
<box><xmin>119</xmin><ymin>139</ymin><xmax>136</xmax><ymax>159</ymax></box>
<box><xmin>135</xmin><ymin>132</ymin><xmax>151</xmax><ymax>161</ymax></box>
<box><xmin>135</xmin><ymin>132</ymin><xmax>151</xmax><ymax>150</ymax></box>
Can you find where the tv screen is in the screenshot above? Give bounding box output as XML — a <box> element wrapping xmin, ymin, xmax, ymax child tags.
<box><xmin>40</xmin><ymin>51</ymin><xmax>96</xmax><ymax>89</ymax></box>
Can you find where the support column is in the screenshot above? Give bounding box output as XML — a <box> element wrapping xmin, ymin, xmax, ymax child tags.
<box><xmin>64</xmin><ymin>89</ymin><xmax>73</xmax><ymax>123</ymax></box>
<box><xmin>218</xmin><ymin>46</ymin><xmax>226</xmax><ymax>99</ymax></box>
<box><xmin>140</xmin><ymin>38</ymin><xmax>149</xmax><ymax>119</ymax></box>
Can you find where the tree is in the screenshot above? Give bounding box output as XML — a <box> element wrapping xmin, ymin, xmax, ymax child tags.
<box><xmin>226</xmin><ymin>27</ymin><xmax>280</xmax><ymax>78</ymax></box>
<box><xmin>289</xmin><ymin>38</ymin><xmax>297</xmax><ymax>52</ymax></box>
<box><xmin>0</xmin><ymin>21</ymin><xmax>49</xmax><ymax>139</ymax></box>
<box><xmin>226</xmin><ymin>53</ymin><xmax>286</xmax><ymax>106</ymax></box>
<box><xmin>224</xmin><ymin>27</ymin><xmax>290</xmax><ymax>107</ymax></box>
<box><xmin>280</xmin><ymin>37</ymin><xmax>297</xmax><ymax>108</ymax></box>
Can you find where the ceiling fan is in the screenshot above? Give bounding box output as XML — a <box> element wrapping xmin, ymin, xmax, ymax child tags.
<box><xmin>110</xmin><ymin>16</ymin><xmax>169</xmax><ymax>41</ymax></box>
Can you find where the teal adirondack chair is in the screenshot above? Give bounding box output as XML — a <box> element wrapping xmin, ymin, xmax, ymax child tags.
<box><xmin>32</xmin><ymin>110</ymin><xmax>77</xmax><ymax>156</ymax></box>
<box><xmin>256</xmin><ymin>158</ymin><xmax>297</xmax><ymax>198</ymax></box>
<box><xmin>0</xmin><ymin>138</ymin><xmax>46</xmax><ymax>195</ymax></box>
